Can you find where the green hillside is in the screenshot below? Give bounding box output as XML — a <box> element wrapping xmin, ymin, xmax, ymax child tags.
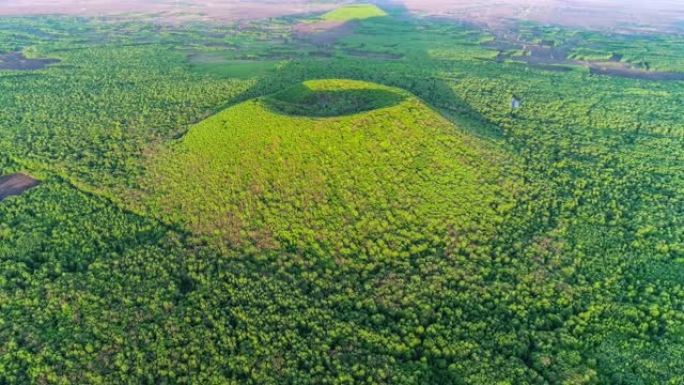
<box><xmin>142</xmin><ymin>79</ymin><xmax>515</xmax><ymax>257</ymax></box>
<box><xmin>321</xmin><ymin>4</ymin><xmax>388</xmax><ymax>22</ymax></box>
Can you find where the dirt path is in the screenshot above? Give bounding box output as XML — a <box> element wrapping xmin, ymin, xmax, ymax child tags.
<box><xmin>0</xmin><ymin>173</ymin><xmax>40</xmax><ymax>201</ymax></box>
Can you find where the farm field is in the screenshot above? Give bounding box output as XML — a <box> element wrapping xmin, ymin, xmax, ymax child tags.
<box><xmin>0</xmin><ymin>2</ymin><xmax>683</xmax><ymax>385</ymax></box>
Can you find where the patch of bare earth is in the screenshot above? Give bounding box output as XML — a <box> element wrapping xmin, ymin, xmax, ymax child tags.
<box><xmin>0</xmin><ymin>173</ymin><xmax>40</xmax><ymax>201</ymax></box>
<box><xmin>0</xmin><ymin>52</ymin><xmax>60</xmax><ymax>71</ymax></box>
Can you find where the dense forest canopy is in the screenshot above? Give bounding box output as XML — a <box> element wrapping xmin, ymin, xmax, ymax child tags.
<box><xmin>0</xmin><ymin>2</ymin><xmax>682</xmax><ymax>385</ymax></box>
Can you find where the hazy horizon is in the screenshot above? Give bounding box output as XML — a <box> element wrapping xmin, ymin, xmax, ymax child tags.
<box><xmin>1</xmin><ymin>0</ymin><xmax>683</xmax><ymax>31</ymax></box>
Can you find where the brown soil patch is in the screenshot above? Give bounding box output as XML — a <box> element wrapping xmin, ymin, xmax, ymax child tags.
<box><xmin>0</xmin><ymin>173</ymin><xmax>40</xmax><ymax>201</ymax></box>
<box><xmin>0</xmin><ymin>52</ymin><xmax>60</xmax><ymax>71</ymax></box>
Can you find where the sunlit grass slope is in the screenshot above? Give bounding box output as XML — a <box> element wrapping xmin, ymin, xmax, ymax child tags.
<box><xmin>321</xmin><ymin>4</ymin><xmax>387</xmax><ymax>22</ymax></box>
<box><xmin>143</xmin><ymin>79</ymin><xmax>515</xmax><ymax>259</ymax></box>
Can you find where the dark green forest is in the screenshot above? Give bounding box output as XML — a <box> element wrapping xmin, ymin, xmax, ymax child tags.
<box><xmin>0</xmin><ymin>3</ymin><xmax>682</xmax><ymax>385</ymax></box>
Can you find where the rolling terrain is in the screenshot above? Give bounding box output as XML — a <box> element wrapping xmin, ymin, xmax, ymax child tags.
<box><xmin>142</xmin><ymin>79</ymin><xmax>514</xmax><ymax>255</ymax></box>
<box><xmin>0</xmin><ymin>2</ymin><xmax>682</xmax><ymax>385</ymax></box>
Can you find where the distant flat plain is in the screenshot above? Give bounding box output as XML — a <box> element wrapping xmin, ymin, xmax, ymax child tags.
<box><xmin>0</xmin><ymin>0</ymin><xmax>338</xmax><ymax>22</ymax></box>
<box><xmin>2</xmin><ymin>0</ymin><xmax>683</xmax><ymax>32</ymax></box>
<box><xmin>400</xmin><ymin>0</ymin><xmax>684</xmax><ymax>32</ymax></box>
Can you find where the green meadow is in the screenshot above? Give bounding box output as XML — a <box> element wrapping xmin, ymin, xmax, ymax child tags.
<box><xmin>321</xmin><ymin>4</ymin><xmax>388</xmax><ymax>22</ymax></box>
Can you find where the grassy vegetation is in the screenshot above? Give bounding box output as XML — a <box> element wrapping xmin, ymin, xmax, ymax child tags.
<box><xmin>568</xmin><ymin>47</ymin><xmax>616</xmax><ymax>62</ymax></box>
<box><xmin>0</xmin><ymin>4</ymin><xmax>683</xmax><ymax>385</ymax></box>
<box><xmin>142</xmin><ymin>79</ymin><xmax>512</xmax><ymax>257</ymax></box>
<box><xmin>320</xmin><ymin>4</ymin><xmax>387</xmax><ymax>22</ymax></box>
<box><xmin>512</xmin><ymin>22</ymin><xmax>684</xmax><ymax>71</ymax></box>
<box><xmin>188</xmin><ymin>56</ymin><xmax>283</xmax><ymax>79</ymax></box>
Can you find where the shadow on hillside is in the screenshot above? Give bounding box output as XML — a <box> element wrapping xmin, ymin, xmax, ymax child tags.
<box><xmin>263</xmin><ymin>82</ymin><xmax>407</xmax><ymax>117</ymax></box>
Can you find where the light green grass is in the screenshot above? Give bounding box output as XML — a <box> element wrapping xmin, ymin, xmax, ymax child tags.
<box><xmin>189</xmin><ymin>54</ymin><xmax>283</xmax><ymax>79</ymax></box>
<box><xmin>568</xmin><ymin>48</ymin><xmax>615</xmax><ymax>62</ymax></box>
<box><xmin>321</xmin><ymin>4</ymin><xmax>387</xmax><ymax>22</ymax></box>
